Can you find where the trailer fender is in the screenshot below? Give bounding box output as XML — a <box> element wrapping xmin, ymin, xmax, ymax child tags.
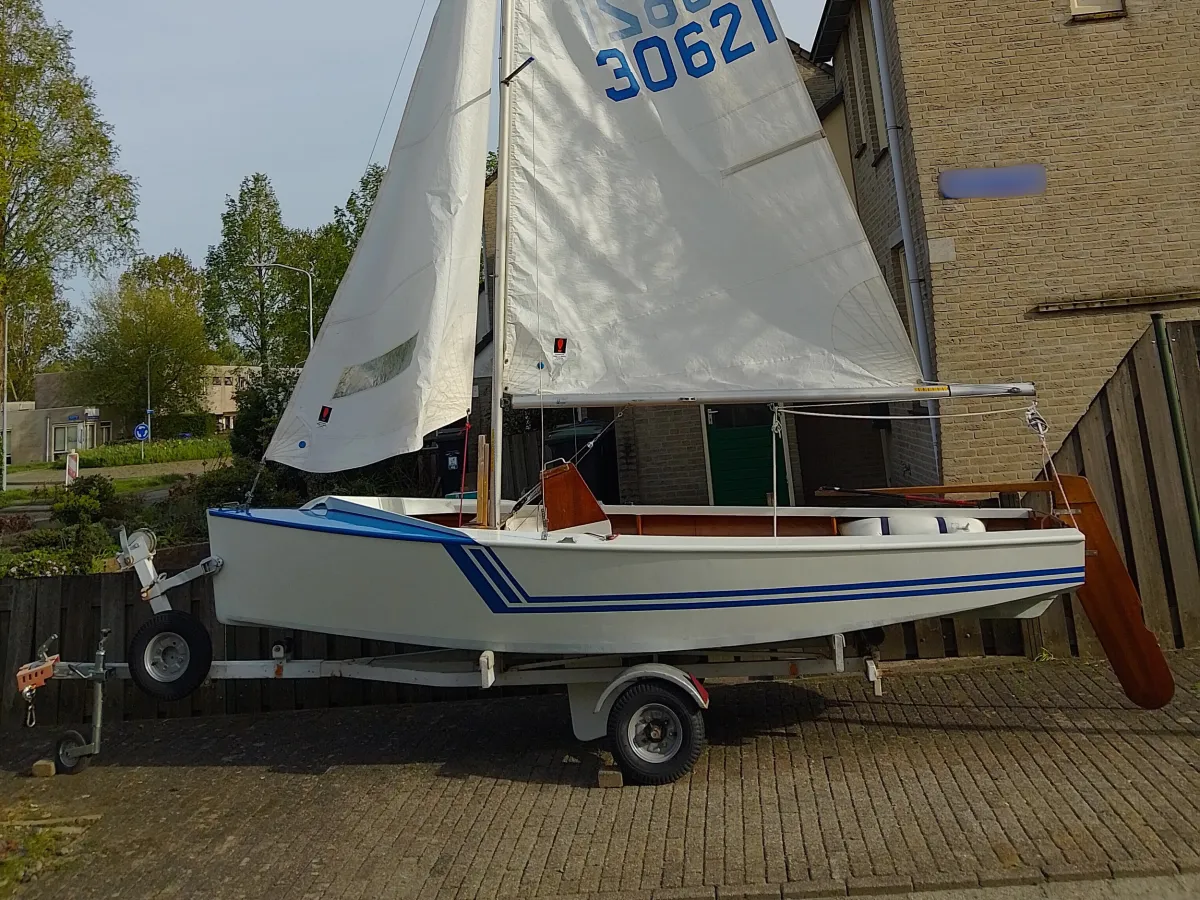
<box><xmin>594</xmin><ymin>663</ymin><xmax>709</xmax><ymax>717</ymax></box>
<box><xmin>566</xmin><ymin>663</ymin><xmax>708</xmax><ymax>743</ymax></box>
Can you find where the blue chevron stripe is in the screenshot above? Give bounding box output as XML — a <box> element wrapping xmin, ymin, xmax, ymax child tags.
<box><xmin>442</xmin><ymin>543</ymin><xmax>1084</xmax><ymax>615</ymax></box>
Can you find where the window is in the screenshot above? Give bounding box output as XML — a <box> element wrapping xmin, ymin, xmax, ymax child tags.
<box><xmin>100</xmin><ymin>422</ymin><xmax>112</xmax><ymax>445</ymax></box>
<box><xmin>212</xmin><ymin>376</ymin><xmax>221</xmax><ymax>385</ymax></box>
<box><xmin>859</xmin><ymin>0</ymin><xmax>888</xmax><ymax>153</ymax></box>
<box><xmin>1070</xmin><ymin>0</ymin><xmax>1124</xmax><ymax>18</ymax></box>
<box><xmin>893</xmin><ymin>244</ymin><xmax>918</xmax><ymax>347</ymax></box>
<box><xmin>224</xmin><ymin>376</ymin><xmax>234</xmax><ymax>386</ymax></box>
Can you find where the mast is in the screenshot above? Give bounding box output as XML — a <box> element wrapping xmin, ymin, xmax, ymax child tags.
<box><xmin>489</xmin><ymin>0</ymin><xmax>517</xmax><ymax>529</ymax></box>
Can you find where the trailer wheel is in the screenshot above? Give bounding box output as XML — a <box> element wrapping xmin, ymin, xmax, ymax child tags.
<box><xmin>128</xmin><ymin>610</ymin><xmax>212</xmax><ymax>702</ymax></box>
<box><xmin>608</xmin><ymin>680</ymin><xmax>705</xmax><ymax>785</ymax></box>
<box><xmin>54</xmin><ymin>730</ymin><xmax>90</xmax><ymax>774</ymax></box>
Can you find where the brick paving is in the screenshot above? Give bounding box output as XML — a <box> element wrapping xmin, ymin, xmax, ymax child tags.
<box><xmin>1</xmin><ymin>652</ymin><xmax>1198</xmax><ymax>900</ymax></box>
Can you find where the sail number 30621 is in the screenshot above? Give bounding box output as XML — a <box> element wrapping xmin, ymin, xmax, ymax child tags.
<box><xmin>594</xmin><ymin>0</ymin><xmax>778</xmax><ymax>102</ymax></box>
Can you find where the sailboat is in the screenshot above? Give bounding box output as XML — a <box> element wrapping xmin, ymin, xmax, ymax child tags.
<box><xmin>200</xmin><ymin>0</ymin><xmax>1169</xmax><ymax>709</ymax></box>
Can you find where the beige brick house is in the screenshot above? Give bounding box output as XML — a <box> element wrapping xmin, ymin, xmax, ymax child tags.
<box><xmin>810</xmin><ymin>0</ymin><xmax>1200</xmax><ymax>484</ymax></box>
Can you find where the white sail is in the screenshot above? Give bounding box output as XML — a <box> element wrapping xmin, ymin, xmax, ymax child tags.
<box><xmin>265</xmin><ymin>0</ymin><xmax>496</xmax><ymax>472</ymax></box>
<box><xmin>501</xmin><ymin>0</ymin><xmax>923</xmax><ymax>405</ymax></box>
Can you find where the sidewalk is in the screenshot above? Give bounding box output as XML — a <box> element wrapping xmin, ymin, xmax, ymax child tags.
<box><xmin>2</xmin><ymin>651</ymin><xmax>1198</xmax><ymax>899</ymax></box>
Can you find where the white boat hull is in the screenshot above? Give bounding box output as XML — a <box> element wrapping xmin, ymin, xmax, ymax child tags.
<box><xmin>206</xmin><ymin>500</ymin><xmax>1084</xmax><ymax>654</ymax></box>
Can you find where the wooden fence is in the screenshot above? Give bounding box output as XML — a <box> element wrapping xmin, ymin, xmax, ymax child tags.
<box><xmin>1021</xmin><ymin>319</ymin><xmax>1200</xmax><ymax>660</ymax></box>
<box><xmin>0</xmin><ymin>560</ymin><xmax>558</xmax><ymax>729</ymax></box>
<box><xmin>3</xmin><ymin>319</ymin><xmax>1199</xmax><ymax>726</ymax></box>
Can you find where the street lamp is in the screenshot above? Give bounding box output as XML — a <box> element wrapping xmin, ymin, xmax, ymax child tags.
<box><xmin>246</xmin><ymin>261</ymin><xmax>316</xmax><ymax>350</ymax></box>
<box><xmin>145</xmin><ymin>348</ymin><xmax>171</xmax><ymax>459</ymax></box>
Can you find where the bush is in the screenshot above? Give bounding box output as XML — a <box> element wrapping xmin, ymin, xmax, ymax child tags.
<box><xmin>153</xmin><ymin>413</ymin><xmax>217</xmax><ymax>438</ymax></box>
<box><xmin>52</xmin><ymin>492</ymin><xmax>101</xmax><ymax>525</ymax></box>
<box><xmin>58</xmin><ymin>437</ymin><xmax>231</xmax><ymax>469</ymax></box>
<box><xmin>2</xmin><ymin>523</ymin><xmax>117</xmax><ymax>577</ymax></box>
<box><xmin>129</xmin><ymin>457</ymin><xmax>302</xmax><ymax>547</ymax></box>
<box><xmin>51</xmin><ymin>475</ymin><xmax>126</xmax><ymax>524</ymax></box>
<box><xmin>230</xmin><ymin>368</ymin><xmax>298</xmax><ymax>460</ymax></box>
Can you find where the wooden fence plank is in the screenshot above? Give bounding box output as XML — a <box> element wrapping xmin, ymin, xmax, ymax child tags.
<box><xmin>913</xmin><ymin>618</ymin><xmax>945</xmax><ymax>658</ymax></box>
<box><xmin>100</xmin><ymin>575</ymin><xmax>126</xmax><ymax>724</ymax></box>
<box><xmin>296</xmin><ymin>630</ymin><xmax>329</xmax><ymax>710</ymax></box>
<box><xmin>1</xmin><ymin>580</ymin><xmax>35</xmax><ymax>728</ymax></box>
<box><xmin>33</xmin><ymin>576</ymin><xmax>63</xmax><ymax>726</ymax></box>
<box><xmin>1162</xmin><ymin>322</ymin><xmax>1200</xmax><ymax>648</ymax></box>
<box><xmin>1023</xmin><ymin>490</ymin><xmax>1072</xmax><ymax>659</ymax></box>
<box><xmin>193</xmin><ymin>577</ymin><xmax>226</xmax><ymax>717</ymax></box>
<box><xmin>1071</xmin><ymin>401</ymin><xmax>1118</xmax><ymax>658</ymax></box>
<box><xmin>59</xmin><ymin>576</ymin><xmax>96</xmax><ymax>725</ymax></box>
<box><xmin>232</xmin><ymin>625</ymin><xmax>263</xmax><ymax>714</ymax></box>
<box><xmin>1108</xmin><ymin>358</ymin><xmax>1175</xmax><ymax>647</ymax></box>
<box><xmin>953</xmin><ymin>619</ymin><xmax>985</xmax><ymax>658</ymax></box>
<box><xmin>332</xmin><ymin>635</ymin><xmax>365</xmax><ymax>706</ymax></box>
<box><xmin>125</xmin><ymin>576</ymin><xmax>157</xmax><ymax>721</ymax></box>
<box><xmin>266</xmin><ymin>623</ymin><xmax>297</xmax><ymax>713</ymax></box>
<box><xmin>1053</xmin><ymin>431</ymin><xmax>1104</xmax><ymax>659</ymax></box>
<box><xmin>1169</xmin><ymin>322</ymin><xmax>1200</xmax><ymax>512</ymax></box>
<box><xmin>1077</xmin><ymin>399</ymin><xmax>1127</xmax><ymax>561</ymax></box>
<box><xmin>1133</xmin><ymin>333</ymin><xmax>1200</xmax><ymax>647</ymax></box>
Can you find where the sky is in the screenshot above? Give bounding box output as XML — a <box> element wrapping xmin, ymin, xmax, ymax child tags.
<box><xmin>44</xmin><ymin>0</ymin><xmax>825</xmax><ymax>298</ymax></box>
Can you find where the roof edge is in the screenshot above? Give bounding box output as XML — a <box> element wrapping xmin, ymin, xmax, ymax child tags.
<box><xmin>811</xmin><ymin>0</ymin><xmax>855</xmax><ymax>63</ymax></box>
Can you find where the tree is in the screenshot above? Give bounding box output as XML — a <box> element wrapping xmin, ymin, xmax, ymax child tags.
<box><xmin>229</xmin><ymin>366</ymin><xmax>298</xmax><ymax>461</ymax></box>
<box><xmin>203</xmin><ymin>173</ymin><xmax>289</xmax><ymax>367</ymax></box>
<box><xmin>0</xmin><ymin>0</ymin><xmax>137</xmax><ymax>332</ymax></box>
<box><xmin>68</xmin><ymin>252</ymin><xmax>213</xmax><ymax>421</ymax></box>
<box><xmin>1</xmin><ymin>264</ymin><xmax>73</xmax><ymax>399</ymax></box>
<box><xmin>333</xmin><ymin>163</ymin><xmax>385</xmax><ymax>250</ymax></box>
<box><xmin>274</xmin><ymin>164</ymin><xmax>387</xmax><ymax>364</ymax></box>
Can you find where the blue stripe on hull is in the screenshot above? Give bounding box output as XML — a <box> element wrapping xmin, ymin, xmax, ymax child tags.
<box><xmin>443</xmin><ymin>543</ymin><xmax>1083</xmax><ymax>615</ymax></box>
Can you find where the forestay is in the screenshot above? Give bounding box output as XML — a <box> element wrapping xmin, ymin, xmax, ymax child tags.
<box><xmin>502</xmin><ymin>0</ymin><xmax>923</xmax><ymax>405</ymax></box>
<box><xmin>266</xmin><ymin>0</ymin><xmax>496</xmax><ymax>472</ymax></box>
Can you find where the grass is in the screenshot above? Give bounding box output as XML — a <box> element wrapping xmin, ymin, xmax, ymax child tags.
<box><xmin>111</xmin><ymin>473</ymin><xmax>186</xmax><ymax>495</ymax></box>
<box><xmin>55</xmin><ymin>437</ymin><xmax>230</xmax><ymax>469</ymax></box>
<box><xmin>0</xmin><ymin>489</ymin><xmax>32</xmax><ymax>509</ymax></box>
<box><xmin>0</xmin><ymin>803</ymin><xmax>76</xmax><ymax>897</ymax></box>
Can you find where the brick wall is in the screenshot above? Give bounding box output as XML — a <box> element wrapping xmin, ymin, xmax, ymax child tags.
<box><xmin>830</xmin><ymin>0</ymin><xmax>1200</xmax><ymax>482</ymax></box>
<box><xmin>616</xmin><ymin>406</ymin><xmax>711</xmax><ymax>506</ymax></box>
<box><xmin>829</xmin><ymin>0</ymin><xmax>940</xmax><ymax>485</ymax></box>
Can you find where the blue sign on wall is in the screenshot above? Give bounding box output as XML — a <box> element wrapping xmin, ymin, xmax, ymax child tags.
<box><xmin>939</xmin><ymin>164</ymin><xmax>1047</xmax><ymax>200</ymax></box>
<box><xmin>134</xmin><ymin>423</ymin><xmax>150</xmax><ymax>441</ymax></box>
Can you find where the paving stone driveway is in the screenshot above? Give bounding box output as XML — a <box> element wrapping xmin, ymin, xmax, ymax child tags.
<box><xmin>2</xmin><ymin>652</ymin><xmax>1199</xmax><ymax>900</ymax></box>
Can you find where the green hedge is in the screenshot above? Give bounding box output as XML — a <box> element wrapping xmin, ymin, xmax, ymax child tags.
<box><xmin>55</xmin><ymin>437</ymin><xmax>231</xmax><ymax>469</ymax></box>
<box><xmin>152</xmin><ymin>413</ymin><xmax>217</xmax><ymax>438</ymax></box>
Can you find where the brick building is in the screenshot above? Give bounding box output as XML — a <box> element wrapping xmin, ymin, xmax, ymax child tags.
<box><xmin>810</xmin><ymin>0</ymin><xmax>1200</xmax><ymax>483</ymax></box>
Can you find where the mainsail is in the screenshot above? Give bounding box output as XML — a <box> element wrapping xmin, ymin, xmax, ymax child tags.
<box><xmin>501</xmin><ymin>0</ymin><xmax>924</xmax><ymax>406</ymax></box>
<box><xmin>265</xmin><ymin>0</ymin><xmax>496</xmax><ymax>472</ymax></box>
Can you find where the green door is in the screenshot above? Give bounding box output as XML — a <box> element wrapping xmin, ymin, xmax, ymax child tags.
<box><xmin>704</xmin><ymin>404</ymin><xmax>790</xmax><ymax>506</ymax></box>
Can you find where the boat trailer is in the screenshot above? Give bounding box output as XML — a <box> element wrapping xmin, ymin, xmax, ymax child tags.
<box><xmin>16</xmin><ymin>530</ymin><xmax>884</xmax><ymax>784</ymax></box>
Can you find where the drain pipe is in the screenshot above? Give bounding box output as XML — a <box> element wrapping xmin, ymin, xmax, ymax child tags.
<box><xmin>865</xmin><ymin>0</ymin><xmax>941</xmax><ymax>478</ymax></box>
<box><xmin>1152</xmin><ymin>313</ymin><xmax>1200</xmax><ymax>566</ymax></box>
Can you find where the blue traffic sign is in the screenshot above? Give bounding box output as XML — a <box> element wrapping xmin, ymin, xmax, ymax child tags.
<box><xmin>133</xmin><ymin>423</ymin><xmax>149</xmax><ymax>441</ymax></box>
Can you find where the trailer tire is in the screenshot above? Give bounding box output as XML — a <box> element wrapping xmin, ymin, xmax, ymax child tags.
<box><xmin>128</xmin><ymin>610</ymin><xmax>212</xmax><ymax>702</ymax></box>
<box><xmin>608</xmin><ymin>680</ymin><xmax>705</xmax><ymax>785</ymax></box>
<box><xmin>54</xmin><ymin>730</ymin><xmax>90</xmax><ymax>774</ymax></box>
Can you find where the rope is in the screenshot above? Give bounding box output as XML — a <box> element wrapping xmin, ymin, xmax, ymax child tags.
<box><xmin>770</xmin><ymin>406</ymin><xmax>781</xmax><ymax>537</ymax></box>
<box><xmin>242</xmin><ymin>458</ymin><xmax>267</xmax><ymax>509</ymax></box>
<box><xmin>365</xmin><ymin>0</ymin><xmax>430</xmax><ymax>169</ymax></box>
<box><xmin>1027</xmin><ymin>402</ymin><xmax>1079</xmax><ymax>528</ymax></box>
<box><xmin>509</xmin><ymin>407</ymin><xmax>627</xmax><ymax>515</ymax></box>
